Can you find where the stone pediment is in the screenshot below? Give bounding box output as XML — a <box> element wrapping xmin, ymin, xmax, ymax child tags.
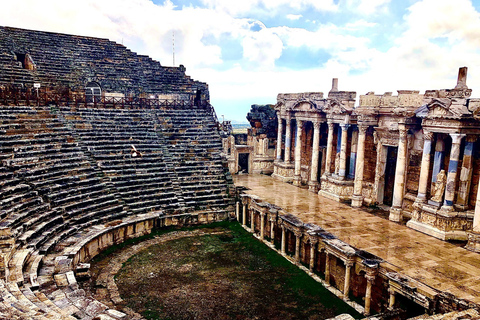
<box><xmin>323</xmin><ymin>99</ymin><xmax>349</xmax><ymax>115</ymax></box>
<box><xmin>422</xmin><ymin>98</ymin><xmax>470</xmax><ymax>119</ymax></box>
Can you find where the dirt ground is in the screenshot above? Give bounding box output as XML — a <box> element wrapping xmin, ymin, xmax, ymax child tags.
<box><xmin>85</xmin><ymin>223</ymin><xmax>361</xmax><ymax>320</ymax></box>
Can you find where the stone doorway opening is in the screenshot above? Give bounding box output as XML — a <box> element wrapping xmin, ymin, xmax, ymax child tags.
<box><xmin>85</xmin><ymin>82</ymin><xmax>101</xmax><ymax>103</ymax></box>
<box><xmin>238</xmin><ymin>153</ymin><xmax>249</xmax><ymax>173</ymax></box>
<box><xmin>383</xmin><ymin>146</ymin><xmax>398</xmax><ymax>206</ymax></box>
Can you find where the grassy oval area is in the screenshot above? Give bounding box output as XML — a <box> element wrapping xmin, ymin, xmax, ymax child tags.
<box><xmin>111</xmin><ymin>222</ymin><xmax>362</xmax><ymax>320</ymax></box>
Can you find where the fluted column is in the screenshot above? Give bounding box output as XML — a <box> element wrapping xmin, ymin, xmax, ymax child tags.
<box><xmin>352</xmin><ymin>125</ymin><xmax>368</xmax><ymax>207</ymax></box>
<box><xmin>343</xmin><ymin>261</ymin><xmax>354</xmax><ymax>300</ymax></box>
<box><xmin>416</xmin><ymin>131</ymin><xmax>434</xmax><ymax>203</ymax></box>
<box><xmin>364</xmin><ymin>272</ymin><xmax>376</xmax><ymax>316</ymax></box>
<box><xmin>456</xmin><ymin>135</ymin><xmax>476</xmax><ymax>210</ymax></box>
<box><xmin>284</xmin><ymin>115</ymin><xmax>292</xmax><ymax>163</ymax></box>
<box><xmin>276</xmin><ymin>113</ymin><xmax>283</xmax><ymax>160</ymax></box>
<box><xmin>281</xmin><ymin>224</ymin><xmax>286</xmax><ymax>255</ymax></box>
<box><xmin>308</xmin><ymin>121</ymin><xmax>321</xmax><ymax>192</ymax></box>
<box><xmin>338</xmin><ymin>124</ymin><xmax>349</xmax><ymax>179</ymax></box>
<box><xmin>324</xmin><ymin>122</ymin><xmax>335</xmax><ymax>175</ymax></box>
<box><xmin>442</xmin><ymin>133</ymin><xmax>465</xmax><ymax>211</ymax></box>
<box><xmin>389</xmin><ymin>124</ymin><xmax>408</xmax><ymax>222</ymax></box>
<box><xmin>309</xmin><ymin>237</ymin><xmax>318</xmax><ymax>272</ymax></box>
<box><xmin>259</xmin><ymin>212</ymin><xmax>265</xmax><ymax>240</ymax></box>
<box><xmin>293</xmin><ymin>120</ymin><xmax>303</xmax><ymax>186</ymax></box>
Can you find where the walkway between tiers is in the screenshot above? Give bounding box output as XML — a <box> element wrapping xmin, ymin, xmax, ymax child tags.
<box><xmin>234</xmin><ymin>174</ymin><xmax>480</xmax><ymax>304</ymax></box>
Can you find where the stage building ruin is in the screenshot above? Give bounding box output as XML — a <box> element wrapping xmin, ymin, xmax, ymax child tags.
<box><xmin>226</xmin><ymin>68</ymin><xmax>480</xmax><ymax>248</ymax></box>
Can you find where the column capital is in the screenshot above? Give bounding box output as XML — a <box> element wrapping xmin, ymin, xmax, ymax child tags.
<box><xmin>296</xmin><ymin>119</ymin><xmax>304</xmax><ymax>127</ymax></box>
<box><xmin>259</xmin><ymin>211</ymin><xmax>266</xmax><ymax>217</ymax></box>
<box><xmin>423</xmin><ymin>130</ymin><xmax>434</xmax><ymax>141</ymax></box>
<box><xmin>285</xmin><ymin>113</ymin><xmax>292</xmax><ymax>121</ymax></box>
<box><xmin>388</xmin><ymin>287</ymin><xmax>396</xmax><ymax>295</ymax></box>
<box><xmin>313</xmin><ymin>121</ymin><xmax>321</xmax><ymax>130</ymax></box>
<box><xmin>328</xmin><ymin>121</ymin><xmax>335</xmax><ymax>130</ymax></box>
<box><xmin>358</xmin><ymin>124</ymin><xmax>368</xmax><ymax>134</ymax></box>
<box><xmin>340</xmin><ymin>123</ymin><xmax>350</xmax><ymax>131</ymax></box>
<box><xmin>309</xmin><ymin>236</ymin><xmax>318</xmax><ymax>245</ymax></box>
<box><xmin>344</xmin><ymin>260</ymin><xmax>354</xmax><ymax>268</ymax></box>
<box><xmin>365</xmin><ymin>273</ymin><xmax>376</xmax><ymax>283</ymax></box>
<box><xmin>293</xmin><ymin>229</ymin><xmax>303</xmax><ymax>238</ymax></box>
<box><xmin>450</xmin><ymin>133</ymin><xmax>466</xmax><ymax>144</ymax></box>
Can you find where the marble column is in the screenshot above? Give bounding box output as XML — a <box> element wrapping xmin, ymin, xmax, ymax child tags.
<box><xmin>250</xmin><ymin>208</ymin><xmax>255</xmax><ymax>231</ymax></box>
<box><xmin>456</xmin><ymin>135</ymin><xmax>476</xmax><ymax>210</ymax></box>
<box><xmin>260</xmin><ymin>212</ymin><xmax>265</xmax><ymax>240</ymax></box>
<box><xmin>364</xmin><ymin>273</ymin><xmax>376</xmax><ymax>316</ymax></box>
<box><xmin>430</xmin><ymin>134</ymin><xmax>446</xmax><ymax>200</ymax></box>
<box><xmin>270</xmin><ymin>217</ymin><xmax>275</xmax><ymax>244</ymax></box>
<box><xmin>294</xmin><ymin>230</ymin><xmax>302</xmax><ymax>264</ymax></box>
<box><xmin>348</xmin><ymin>129</ymin><xmax>358</xmax><ymax>179</ymax></box>
<box><xmin>308</xmin><ymin>121</ymin><xmax>321</xmax><ymax>192</ymax></box>
<box><xmin>309</xmin><ymin>238</ymin><xmax>318</xmax><ymax>272</ymax></box>
<box><xmin>388</xmin><ymin>288</ymin><xmax>396</xmax><ymax>310</ymax></box>
<box><xmin>242</xmin><ymin>203</ymin><xmax>247</xmax><ymax>226</ymax></box>
<box><xmin>236</xmin><ymin>201</ymin><xmax>240</xmax><ymax>222</ymax></box>
<box><xmin>325</xmin><ymin>122</ymin><xmax>335</xmax><ymax>175</ymax></box>
<box><xmin>352</xmin><ymin>125</ymin><xmax>367</xmax><ymax>207</ymax></box>
<box><xmin>339</xmin><ymin>124</ymin><xmax>349</xmax><ymax>179</ymax></box>
<box><xmin>276</xmin><ymin>113</ymin><xmax>283</xmax><ymax>160</ymax></box>
<box><xmin>389</xmin><ymin>124</ymin><xmax>407</xmax><ymax>222</ymax></box>
<box><xmin>281</xmin><ymin>224</ymin><xmax>286</xmax><ymax>255</ymax></box>
<box><xmin>473</xmin><ymin>173</ymin><xmax>480</xmax><ymax>233</ymax></box>
<box><xmin>293</xmin><ymin>120</ymin><xmax>304</xmax><ymax>186</ymax></box>
<box><xmin>416</xmin><ymin>131</ymin><xmax>434</xmax><ymax>203</ymax></box>
<box><xmin>442</xmin><ymin>133</ymin><xmax>465</xmax><ymax>211</ymax></box>
<box><xmin>325</xmin><ymin>252</ymin><xmax>331</xmax><ymax>286</ymax></box>
<box><xmin>343</xmin><ymin>261</ymin><xmax>353</xmax><ymax>300</ymax></box>
<box><xmin>285</xmin><ymin>115</ymin><xmax>292</xmax><ymax>163</ymax></box>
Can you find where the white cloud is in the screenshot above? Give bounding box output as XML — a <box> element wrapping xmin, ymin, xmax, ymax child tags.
<box><xmin>199</xmin><ymin>0</ymin><xmax>338</xmax><ymax>15</ymax></box>
<box><xmin>286</xmin><ymin>14</ymin><xmax>302</xmax><ymax>20</ymax></box>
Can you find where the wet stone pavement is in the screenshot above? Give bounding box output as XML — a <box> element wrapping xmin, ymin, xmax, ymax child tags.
<box><xmin>234</xmin><ymin>174</ymin><xmax>480</xmax><ymax>304</ymax></box>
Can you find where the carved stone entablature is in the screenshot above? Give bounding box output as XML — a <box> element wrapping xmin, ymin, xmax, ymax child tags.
<box><xmin>359</xmin><ymin>92</ymin><xmax>382</xmax><ymax>108</ymax></box>
<box><xmin>276</xmin><ymin>92</ymin><xmax>326</xmax><ymax>111</ymax></box>
<box><xmin>373</xmin><ymin>127</ymin><xmax>399</xmax><ymax>147</ymax></box>
<box><xmin>446</xmin><ymin>88</ymin><xmax>472</xmax><ymax>99</ymax></box>
<box><xmin>468</xmin><ymin>98</ymin><xmax>480</xmax><ymax>120</ymax></box>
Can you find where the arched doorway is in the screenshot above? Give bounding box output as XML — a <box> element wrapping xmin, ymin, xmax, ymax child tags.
<box><xmin>85</xmin><ymin>82</ymin><xmax>101</xmax><ymax>103</ymax></box>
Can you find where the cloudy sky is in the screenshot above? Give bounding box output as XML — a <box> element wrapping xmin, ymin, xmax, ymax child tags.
<box><xmin>2</xmin><ymin>0</ymin><xmax>480</xmax><ymax>123</ymax></box>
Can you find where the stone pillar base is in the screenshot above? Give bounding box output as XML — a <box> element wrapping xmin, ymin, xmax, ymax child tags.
<box><xmin>465</xmin><ymin>232</ymin><xmax>480</xmax><ymax>253</ymax></box>
<box><xmin>308</xmin><ymin>181</ymin><xmax>319</xmax><ymax>193</ymax></box>
<box><xmin>389</xmin><ymin>207</ymin><xmax>402</xmax><ymax>222</ymax></box>
<box><xmin>293</xmin><ymin>175</ymin><xmax>301</xmax><ymax>186</ymax></box>
<box><xmin>351</xmin><ymin>195</ymin><xmax>363</xmax><ymax>208</ymax></box>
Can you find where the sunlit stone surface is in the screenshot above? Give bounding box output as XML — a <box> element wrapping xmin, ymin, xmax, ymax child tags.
<box><xmin>234</xmin><ymin>173</ymin><xmax>480</xmax><ymax>304</ymax></box>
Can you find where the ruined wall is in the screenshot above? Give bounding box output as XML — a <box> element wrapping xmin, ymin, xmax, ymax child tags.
<box><xmin>0</xmin><ymin>26</ymin><xmax>209</xmax><ymax>101</ymax></box>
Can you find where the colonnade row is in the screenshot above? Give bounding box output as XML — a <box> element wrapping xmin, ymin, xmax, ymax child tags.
<box><xmin>275</xmin><ymin>113</ymin><xmax>480</xmax><ymax>227</ymax></box>
<box><xmin>234</xmin><ymin>197</ymin><xmax>438</xmax><ymax>316</ymax></box>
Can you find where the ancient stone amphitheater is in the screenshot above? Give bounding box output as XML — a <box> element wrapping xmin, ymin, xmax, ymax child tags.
<box><xmin>0</xmin><ymin>26</ymin><xmax>234</xmax><ymax>319</ymax></box>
